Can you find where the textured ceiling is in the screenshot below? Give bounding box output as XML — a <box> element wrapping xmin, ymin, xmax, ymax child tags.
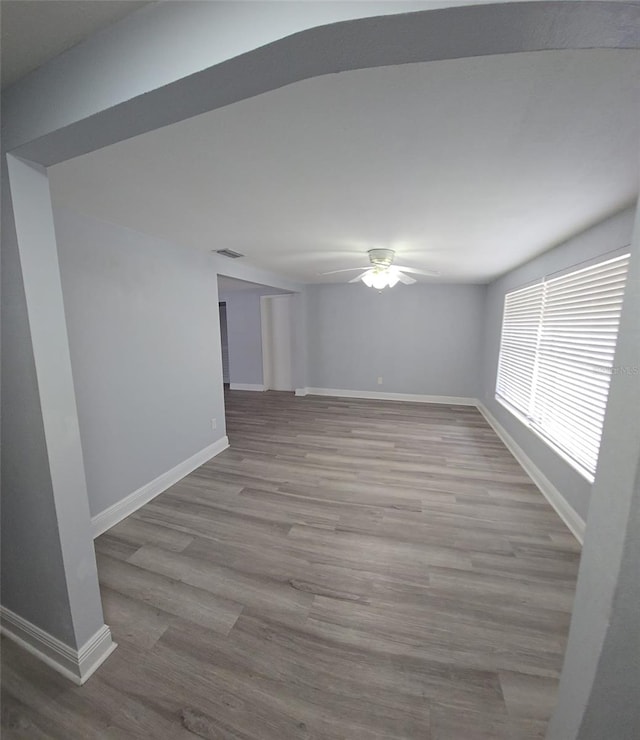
<box><xmin>1</xmin><ymin>0</ymin><xmax>152</xmax><ymax>89</ymax></box>
<box><xmin>49</xmin><ymin>48</ymin><xmax>640</xmax><ymax>283</ymax></box>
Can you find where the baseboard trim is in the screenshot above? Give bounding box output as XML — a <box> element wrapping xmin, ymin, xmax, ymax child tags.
<box><xmin>295</xmin><ymin>387</ymin><xmax>309</xmax><ymax>397</ymax></box>
<box><xmin>91</xmin><ymin>436</ymin><xmax>229</xmax><ymax>537</ymax></box>
<box><xmin>304</xmin><ymin>387</ymin><xmax>476</xmax><ymax>406</ymax></box>
<box><xmin>229</xmin><ymin>383</ymin><xmax>266</xmax><ymax>392</ymax></box>
<box><xmin>476</xmin><ymin>402</ymin><xmax>585</xmax><ymax>544</ymax></box>
<box><xmin>0</xmin><ymin>607</ymin><xmax>117</xmax><ymax>685</ymax></box>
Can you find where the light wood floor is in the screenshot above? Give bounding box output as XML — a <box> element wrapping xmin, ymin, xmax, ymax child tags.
<box><xmin>1</xmin><ymin>391</ymin><xmax>581</xmax><ymax>739</ymax></box>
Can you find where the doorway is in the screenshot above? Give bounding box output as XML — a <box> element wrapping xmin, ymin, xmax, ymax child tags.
<box><xmin>218</xmin><ymin>302</ymin><xmax>230</xmax><ymax>386</ymax></box>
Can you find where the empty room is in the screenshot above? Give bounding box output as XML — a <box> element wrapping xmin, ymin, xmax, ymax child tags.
<box><xmin>1</xmin><ymin>2</ymin><xmax>639</xmax><ymax>739</ymax></box>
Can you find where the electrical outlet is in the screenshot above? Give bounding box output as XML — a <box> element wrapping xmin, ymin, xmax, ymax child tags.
<box><xmin>377</xmin><ymin>377</ymin><xmax>383</xmax><ymax>385</ymax></box>
<box><xmin>211</xmin><ymin>418</ymin><xmax>217</xmax><ymax>430</ymax></box>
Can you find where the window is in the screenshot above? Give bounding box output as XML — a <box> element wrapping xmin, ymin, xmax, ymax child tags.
<box><xmin>496</xmin><ymin>253</ymin><xmax>630</xmax><ymax>481</ymax></box>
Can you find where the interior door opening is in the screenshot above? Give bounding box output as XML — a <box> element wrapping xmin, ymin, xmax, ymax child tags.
<box><xmin>218</xmin><ymin>301</ymin><xmax>230</xmax><ymax>387</ymax></box>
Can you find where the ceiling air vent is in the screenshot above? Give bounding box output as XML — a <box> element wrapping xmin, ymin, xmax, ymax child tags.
<box><xmin>216</xmin><ymin>248</ymin><xmax>244</xmax><ymax>259</ymax></box>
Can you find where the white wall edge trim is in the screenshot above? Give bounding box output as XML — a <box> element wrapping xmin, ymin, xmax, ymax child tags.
<box><xmin>304</xmin><ymin>388</ymin><xmax>477</xmax><ymax>406</ymax></box>
<box><xmin>476</xmin><ymin>402</ymin><xmax>585</xmax><ymax>545</ymax></box>
<box><xmin>295</xmin><ymin>387</ymin><xmax>309</xmax><ymax>397</ymax></box>
<box><xmin>91</xmin><ymin>436</ymin><xmax>229</xmax><ymax>537</ymax></box>
<box><xmin>229</xmin><ymin>383</ymin><xmax>266</xmax><ymax>392</ymax></box>
<box><xmin>0</xmin><ymin>607</ymin><xmax>117</xmax><ymax>685</ymax></box>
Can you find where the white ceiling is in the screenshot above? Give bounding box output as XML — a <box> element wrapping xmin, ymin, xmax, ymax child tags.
<box><xmin>49</xmin><ymin>48</ymin><xmax>640</xmax><ymax>283</ymax></box>
<box><xmin>1</xmin><ymin>0</ymin><xmax>153</xmax><ymax>89</ymax></box>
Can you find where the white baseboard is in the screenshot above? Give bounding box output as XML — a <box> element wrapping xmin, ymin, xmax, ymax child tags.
<box><xmin>91</xmin><ymin>436</ymin><xmax>229</xmax><ymax>537</ymax></box>
<box><xmin>295</xmin><ymin>387</ymin><xmax>309</xmax><ymax>397</ymax></box>
<box><xmin>476</xmin><ymin>402</ymin><xmax>585</xmax><ymax>544</ymax></box>
<box><xmin>0</xmin><ymin>607</ymin><xmax>117</xmax><ymax>685</ymax></box>
<box><xmin>304</xmin><ymin>387</ymin><xmax>476</xmax><ymax>406</ymax></box>
<box><xmin>229</xmin><ymin>383</ymin><xmax>266</xmax><ymax>391</ymax></box>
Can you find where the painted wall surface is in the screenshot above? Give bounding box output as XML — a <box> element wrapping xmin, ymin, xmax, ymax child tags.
<box><xmin>218</xmin><ymin>291</ymin><xmax>265</xmax><ymax>386</ymax></box>
<box><xmin>219</xmin><ymin>287</ymin><xmax>292</xmax><ymax>387</ymax></box>
<box><xmin>55</xmin><ymin>207</ymin><xmax>227</xmax><ymax>518</ymax></box>
<box><xmin>480</xmin><ymin>207</ymin><xmax>636</xmax><ymax>521</ymax></box>
<box><xmin>306</xmin><ymin>282</ymin><xmax>485</xmax><ymax>397</ymax></box>
<box><xmin>263</xmin><ymin>295</ymin><xmax>295</xmax><ymax>391</ymax></box>
<box><xmin>291</xmin><ymin>291</ymin><xmax>309</xmax><ymax>391</ymax></box>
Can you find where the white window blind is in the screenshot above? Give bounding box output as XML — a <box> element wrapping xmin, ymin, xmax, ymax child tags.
<box><xmin>496</xmin><ymin>253</ymin><xmax>630</xmax><ymax>481</ymax></box>
<box><xmin>496</xmin><ymin>282</ymin><xmax>544</xmax><ymax>418</ymax></box>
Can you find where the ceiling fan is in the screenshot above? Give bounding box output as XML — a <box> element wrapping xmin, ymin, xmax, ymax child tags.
<box><xmin>321</xmin><ymin>249</ymin><xmax>439</xmax><ymax>289</ymax></box>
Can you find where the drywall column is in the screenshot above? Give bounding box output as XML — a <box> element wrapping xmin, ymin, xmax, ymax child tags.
<box><xmin>1</xmin><ymin>155</ymin><xmax>110</xmax><ymax>667</ymax></box>
<box><xmin>292</xmin><ymin>291</ymin><xmax>309</xmax><ymax>392</ymax></box>
<box><xmin>547</xmin><ymin>200</ymin><xmax>640</xmax><ymax>739</ymax></box>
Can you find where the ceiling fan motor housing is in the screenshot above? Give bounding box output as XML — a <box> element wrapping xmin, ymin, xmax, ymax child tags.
<box><xmin>368</xmin><ymin>248</ymin><xmax>395</xmax><ymax>268</ymax></box>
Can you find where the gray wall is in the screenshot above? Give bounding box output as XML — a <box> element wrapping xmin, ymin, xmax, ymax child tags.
<box><xmin>55</xmin><ymin>207</ymin><xmax>227</xmax><ymax>518</ymax></box>
<box><xmin>219</xmin><ymin>291</ymin><xmax>265</xmax><ymax>387</ymax></box>
<box><xmin>291</xmin><ymin>291</ymin><xmax>309</xmax><ymax>392</ymax></box>
<box><xmin>306</xmin><ymin>282</ymin><xmax>485</xmax><ymax>397</ymax></box>
<box><xmin>480</xmin><ymin>207</ymin><xmax>636</xmax><ymax>522</ymax></box>
<box><xmin>218</xmin><ymin>287</ymin><xmax>291</xmax><ymax>387</ymax></box>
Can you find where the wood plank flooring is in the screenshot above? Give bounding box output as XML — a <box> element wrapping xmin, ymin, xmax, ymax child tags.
<box><xmin>1</xmin><ymin>391</ymin><xmax>581</xmax><ymax>739</ymax></box>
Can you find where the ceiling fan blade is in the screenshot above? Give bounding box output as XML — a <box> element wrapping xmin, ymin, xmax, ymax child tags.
<box><xmin>397</xmin><ymin>271</ymin><xmax>417</xmax><ymax>285</ymax></box>
<box><xmin>320</xmin><ymin>266</ymin><xmax>370</xmax><ymax>275</ymax></box>
<box><xmin>348</xmin><ymin>270</ymin><xmax>372</xmax><ymax>283</ymax></box>
<box><xmin>395</xmin><ymin>265</ymin><xmax>440</xmax><ymax>276</ymax></box>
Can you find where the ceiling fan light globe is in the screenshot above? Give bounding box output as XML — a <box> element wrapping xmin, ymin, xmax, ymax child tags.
<box><xmin>361</xmin><ymin>271</ymin><xmax>375</xmax><ymax>287</ymax></box>
<box><xmin>371</xmin><ymin>272</ymin><xmax>389</xmax><ymax>290</ymax></box>
<box><xmin>387</xmin><ymin>273</ymin><xmax>400</xmax><ymax>288</ymax></box>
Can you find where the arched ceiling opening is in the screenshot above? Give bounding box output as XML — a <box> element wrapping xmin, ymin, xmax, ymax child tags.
<box><xmin>49</xmin><ymin>47</ymin><xmax>640</xmax><ymax>282</ymax></box>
